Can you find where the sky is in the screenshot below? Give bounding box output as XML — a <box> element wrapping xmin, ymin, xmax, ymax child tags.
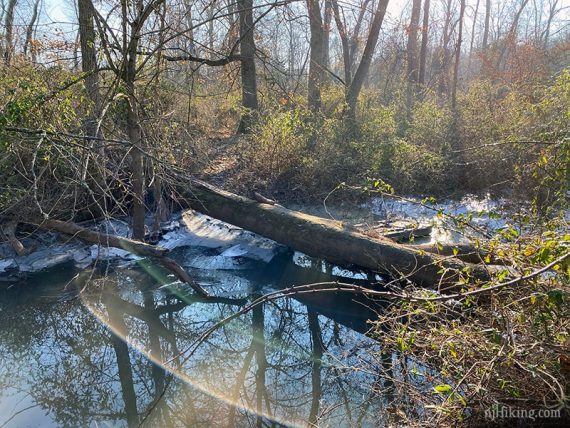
<box><xmin>34</xmin><ymin>0</ymin><xmax>570</xmax><ymax>46</ymax></box>
<box><xmin>44</xmin><ymin>0</ymin><xmax>411</xmax><ymax>27</ymax></box>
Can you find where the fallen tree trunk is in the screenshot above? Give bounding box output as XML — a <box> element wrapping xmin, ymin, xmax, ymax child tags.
<box><xmin>28</xmin><ymin>218</ymin><xmax>209</xmax><ymax>297</ymax></box>
<box><xmin>180</xmin><ymin>180</ymin><xmax>497</xmax><ymax>288</ymax></box>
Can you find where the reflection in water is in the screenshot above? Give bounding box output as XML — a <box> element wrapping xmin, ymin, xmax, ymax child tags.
<box><xmin>307</xmin><ymin>309</ymin><xmax>323</xmax><ymax>427</ymax></box>
<box><xmin>0</xmin><ymin>248</ymin><xmax>411</xmax><ymax>427</ymax></box>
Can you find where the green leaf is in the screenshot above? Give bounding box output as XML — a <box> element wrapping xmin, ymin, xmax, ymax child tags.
<box><xmin>434</xmin><ymin>384</ymin><xmax>453</xmax><ymax>394</ymax></box>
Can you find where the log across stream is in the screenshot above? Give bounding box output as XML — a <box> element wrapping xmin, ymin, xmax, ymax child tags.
<box><xmin>3</xmin><ymin>180</ymin><xmax>497</xmax><ymax>292</ymax></box>
<box><xmin>179</xmin><ymin>180</ymin><xmax>496</xmax><ymax>289</ymax></box>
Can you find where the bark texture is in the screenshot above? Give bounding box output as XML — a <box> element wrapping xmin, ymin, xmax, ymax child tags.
<box><xmin>307</xmin><ymin>0</ymin><xmax>325</xmax><ymax>112</ymax></box>
<box><xmin>78</xmin><ymin>0</ymin><xmax>101</xmax><ymax>137</ymax></box>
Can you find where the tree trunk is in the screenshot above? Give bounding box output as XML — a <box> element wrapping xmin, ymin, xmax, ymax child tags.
<box><xmin>497</xmin><ymin>0</ymin><xmax>530</xmax><ymax>70</ymax></box>
<box><xmin>0</xmin><ymin>1</ymin><xmax>5</xmax><ymax>27</ymax></box>
<box><xmin>23</xmin><ymin>0</ymin><xmax>40</xmax><ymax>61</ymax></box>
<box><xmin>183</xmin><ymin>0</ymin><xmax>197</xmax><ymax>122</ymax></box>
<box><xmin>0</xmin><ymin>221</ymin><xmax>27</xmax><ymax>256</ymax></box>
<box><xmin>252</xmin><ymin>302</ymin><xmax>267</xmax><ymax>428</ymax></box>
<box><xmin>348</xmin><ymin>0</ymin><xmax>372</xmax><ymax>79</ymax></box>
<box><xmin>331</xmin><ymin>0</ymin><xmax>352</xmax><ymax>86</ymax></box>
<box><xmin>405</xmin><ymin>0</ymin><xmax>422</xmax><ymax>128</ymax></box>
<box><xmin>482</xmin><ymin>0</ymin><xmax>491</xmax><ymax>50</ymax></box>
<box><xmin>451</xmin><ymin>0</ymin><xmax>465</xmax><ymax>110</ymax></box>
<box><xmin>179</xmin><ymin>179</ymin><xmax>496</xmax><ymax>289</ymax></box>
<box><xmin>407</xmin><ymin>0</ymin><xmax>422</xmax><ymax>84</ymax></box>
<box><xmin>237</xmin><ymin>0</ymin><xmax>259</xmax><ymax>133</ymax></box>
<box><xmin>322</xmin><ymin>0</ymin><xmax>332</xmax><ymax>74</ymax></box>
<box><xmin>122</xmin><ymin>2</ymin><xmax>145</xmax><ymax>241</ymax></box>
<box><xmin>418</xmin><ymin>0</ymin><xmax>430</xmax><ymax>85</ymax></box>
<box><xmin>438</xmin><ymin>0</ymin><xmax>453</xmax><ymax>94</ymax></box>
<box><xmin>467</xmin><ymin>0</ymin><xmax>480</xmax><ymax>69</ymax></box>
<box><xmin>207</xmin><ymin>3</ymin><xmax>215</xmax><ymax>55</ymax></box>
<box><xmin>126</xmin><ymin>59</ymin><xmax>146</xmax><ymax>241</ymax></box>
<box><xmin>78</xmin><ymin>0</ymin><xmax>101</xmax><ymax>138</ymax></box>
<box><xmin>307</xmin><ymin>309</ymin><xmax>324</xmax><ymax>426</ymax></box>
<box><xmin>30</xmin><ymin>218</ymin><xmax>209</xmax><ymax>296</ymax></box>
<box><xmin>346</xmin><ymin>0</ymin><xmax>390</xmax><ymax>118</ymax></box>
<box><xmin>104</xmin><ymin>294</ymin><xmax>139</xmax><ymax>428</ymax></box>
<box><xmin>307</xmin><ymin>0</ymin><xmax>325</xmax><ymax>112</ymax></box>
<box><xmin>3</xmin><ymin>0</ymin><xmax>17</xmax><ymax>65</ymax></box>
<box><xmin>542</xmin><ymin>0</ymin><xmax>560</xmax><ymax>47</ymax></box>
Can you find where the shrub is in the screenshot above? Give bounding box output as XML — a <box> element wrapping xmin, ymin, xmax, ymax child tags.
<box><xmin>406</xmin><ymin>97</ymin><xmax>453</xmax><ymax>152</ymax></box>
<box><xmin>0</xmin><ymin>63</ymin><xmax>97</xmax><ymax>219</ymax></box>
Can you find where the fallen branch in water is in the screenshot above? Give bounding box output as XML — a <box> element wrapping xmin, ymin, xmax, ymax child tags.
<box><xmin>26</xmin><ymin>218</ymin><xmax>209</xmax><ymax>297</ymax></box>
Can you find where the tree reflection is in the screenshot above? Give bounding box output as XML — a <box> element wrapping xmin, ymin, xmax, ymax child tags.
<box><xmin>307</xmin><ymin>309</ymin><xmax>323</xmax><ymax>427</ymax></box>
<box><xmin>0</xmin><ymin>256</ymin><xmax>411</xmax><ymax>427</ymax></box>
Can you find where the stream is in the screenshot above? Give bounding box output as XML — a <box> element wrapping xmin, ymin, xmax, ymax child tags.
<box><xmin>0</xmin><ymin>195</ymin><xmax>511</xmax><ymax>427</ymax></box>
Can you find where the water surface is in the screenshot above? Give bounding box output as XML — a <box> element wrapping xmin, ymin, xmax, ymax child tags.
<box><xmin>0</xmin><ymin>247</ymin><xmax>395</xmax><ymax>427</ymax></box>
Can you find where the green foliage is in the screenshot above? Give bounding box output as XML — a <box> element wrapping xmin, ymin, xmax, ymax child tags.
<box><xmin>369</xmin><ymin>199</ymin><xmax>569</xmax><ymax>425</ymax></box>
<box><xmin>242</xmin><ymin>106</ymin><xmax>314</xmax><ymax>188</ymax></box>
<box><xmin>406</xmin><ymin>97</ymin><xmax>453</xmax><ymax>152</ymax></box>
<box><xmin>0</xmin><ymin>64</ymin><xmax>81</xmax><ymax>131</ymax></box>
<box><xmin>386</xmin><ymin>138</ymin><xmax>450</xmax><ymax>194</ymax></box>
<box><xmin>0</xmin><ymin>64</ymin><xmax>91</xmax><ymax>217</ymax></box>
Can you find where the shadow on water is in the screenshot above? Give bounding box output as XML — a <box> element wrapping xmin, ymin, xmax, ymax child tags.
<box><xmin>0</xmin><ymin>247</ymin><xmax>423</xmax><ymax>427</ymax></box>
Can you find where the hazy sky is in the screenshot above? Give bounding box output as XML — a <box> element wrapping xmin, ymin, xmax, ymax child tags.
<box><xmin>37</xmin><ymin>0</ymin><xmax>570</xmax><ymax>43</ymax></box>
<box><xmin>44</xmin><ymin>0</ymin><xmax>411</xmax><ymax>27</ymax></box>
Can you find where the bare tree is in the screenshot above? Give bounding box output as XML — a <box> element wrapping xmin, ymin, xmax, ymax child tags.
<box><xmin>345</xmin><ymin>0</ymin><xmax>391</xmax><ymax>118</ymax></box>
<box><xmin>331</xmin><ymin>0</ymin><xmax>352</xmax><ymax>85</ymax></box>
<box><xmin>407</xmin><ymin>0</ymin><xmax>422</xmax><ymax>84</ymax></box>
<box><xmin>451</xmin><ymin>0</ymin><xmax>465</xmax><ymax>109</ymax></box>
<box><xmin>541</xmin><ymin>0</ymin><xmax>561</xmax><ymax>47</ymax></box>
<box><xmin>307</xmin><ymin>0</ymin><xmax>325</xmax><ymax>112</ymax></box>
<box><xmin>467</xmin><ymin>0</ymin><xmax>481</xmax><ymax>68</ymax></box>
<box><xmin>237</xmin><ymin>0</ymin><xmax>259</xmax><ymax>133</ymax></box>
<box><xmin>497</xmin><ymin>0</ymin><xmax>531</xmax><ymax>70</ymax></box>
<box><xmin>90</xmin><ymin>0</ymin><xmax>167</xmax><ymax>239</ymax></box>
<box><xmin>348</xmin><ymin>0</ymin><xmax>373</xmax><ymax>78</ymax></box>
<box><xmin>437</xmin><ymin>0</ymin><xmax>454</xmax><ymax>94</ymax></box>
<box><xmin>331</xmin><ymin>0</ymin><xmax>372</xmax><ymax>88</ymax></box>
<box><xmin>3</xmin><ymin>0</ymin><xmax>17</xmax><ymax>65</ymax></box>
<box><xmin>23</xmin><ymin>0</ymin><xmax>40</xmax><ymax>62</ymax></box>
<box><xmin>418</xmin><ymin>0</ymin><xmax>430</xmax><ymax>85</ymax></box>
